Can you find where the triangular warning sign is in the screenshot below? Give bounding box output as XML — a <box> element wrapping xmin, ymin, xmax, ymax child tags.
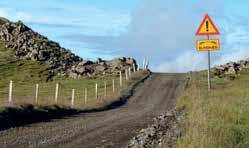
<box><xmin>196</xmin><ymin>14</ymin><xmax>220</xmax><ymax>36</ymax></box>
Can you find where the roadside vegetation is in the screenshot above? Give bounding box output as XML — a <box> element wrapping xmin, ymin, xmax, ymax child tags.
<box><xmin>0</xmin><ymin>69</ymin><xmax>149</xmax><ymax>112</ymax></box>
<box><xmin>177</xmin><ymin>70</ymin><xmax>249</xmax><ymax>147</ymax></box>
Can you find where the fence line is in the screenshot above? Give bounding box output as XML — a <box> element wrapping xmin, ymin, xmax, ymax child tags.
<box><xmin>9</xmin><ymin>80</ymin><xmax>13</xmax><ymax>103</ymax></box>
<box><xmin>143</xmin><ymin>58</ymin><xmax>146</xmax><ymax>69</ymax></box>
<box><xmin>71</xmin><ymin>89</ymin><xmax>75</xmax><ymax>106</ymax></box>
<box><xmin>119</xmin><ymin>71</ymin><xmax>123</xmax><ymax>87</ymax></box>
<box><xmin>112</xmin><ymin>78</ymin><xmax>115</xmax><ymax>93</ymax></box>
<box><xmin>145</xmin><ymin>57</ymin><xmax>149</xmax><ymax>69</ymax></box>
<box><xmin>133</xmin><ymin>64</ymin><xmax>136</xmax><ymax>73</ymax></box>
<box><xmin>1</xmin><ymin>68</ymin><xmax>144</xmax><ymax>107</ymax></box>
<box><xmin>85</xmin><ymin>88</ymin><xmax>88</xmax><ymax>104</ymax></box>
<box><xmin>35</xmin><ymin>84</ymin><xmax>39</xmax><ymax>103</ymax></box>
<box><xmin>125</xmin><ymin>69</ymin><xmax>129</xmax><ymax>80</ymax></box>
<box><xmin>55</xmin><ymin>83</ymin><xmax>59</xmax><ymax>103</ymax></box>
<box><xmin>95</xmin><ymin>83</ymin><xmax>98</xmax><ymax>99</ymax></box>
<box><xmin>129</xmin><ymin>67</ymin><xmax>132</xmax><ymax>76</ymax></box>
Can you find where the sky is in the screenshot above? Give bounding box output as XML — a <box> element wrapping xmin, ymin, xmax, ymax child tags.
<box><xmin>0</xmin><ymin>0</ymin><xmax>249</xmax><ymax>72</ymax></box>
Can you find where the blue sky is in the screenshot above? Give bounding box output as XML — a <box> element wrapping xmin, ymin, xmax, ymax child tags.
<box><xmin>0</xmin><ymin>0</ymin><xmax>249</xmax><ymax>72</ymax></box>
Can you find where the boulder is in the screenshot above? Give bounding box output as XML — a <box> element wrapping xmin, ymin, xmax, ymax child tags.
<box><xmin>96</xmin><ymin>65</ymin><xmax>107</xmax><ymax>72</ymax></box>
<box><xmin>76</xmin><ymin>67</ymin><xmax>85</xmax><ymax>74</ymax></box>
<box><xmin>226</xmin><ymin>67</ymin><xmax>236</xmax><ymax>74</ymax></box>
<box><xmin>96</xmin><ymin>58</ymin><xmax>104</xmax><ymax>64</ymax></box>
<box><xmin>76</xmin><ymin>67</ymin><xmax>89</xmax><ymax>74</ymax></box>
<box><xmin>119</xmin><ymin>57</ymin><xmax>126</xmax><ymax>61</ymax></box>
<box><xmin>214</xmin><ymin>66</ymin><xmax>225</xmax><ymax>72</ymax></box>
<box><xmin>12</xmin><ymin>21</ymin><xmax>29</xmax><ymax>36</ymax></box>
<box><xmin>78</xmin><ymin>60</ymin><xmax>93</xmax><ymax>67</ymax></box>
<box><xmin>0</xmin><ymin>17</ymin><xmax>9</xmax><ymax>25</ymax></box>
<box><xmin>240</xmin><ymin>60</ymin><xmax>249</xmax><ymax>68</ymax></box>
<box><xmin>126</xmin><ymin>58</ymin><xmax>136</xmax><ymax>65</ymax></box>
<box><xmin>68</xmin><ymin>72</ymin><xmax>78</xmax><ymax>79</ymax></box>
<box><xmin>106</xmin><ymin>59</ymin><xmax>123</xmax><ymax>69</ymax></box>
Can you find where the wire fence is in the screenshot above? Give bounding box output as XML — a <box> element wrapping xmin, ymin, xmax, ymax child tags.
<box><xmin>0</xmin><ymin>68</ymin><xmax>147</xmax><ymax>109</ymax></box>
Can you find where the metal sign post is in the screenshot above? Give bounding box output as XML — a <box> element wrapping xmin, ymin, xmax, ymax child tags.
<box><xmin>207</xmin><ymin>50</ymin><xmax>211</xmax><ymax>91</ymax></box>
<box><xmin>207</xmin><ymin>35</ymin><xmax>211</xmax><ymax>91</ymax></box>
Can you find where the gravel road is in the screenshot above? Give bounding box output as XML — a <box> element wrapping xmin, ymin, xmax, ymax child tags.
<box><xmin>0</xmin><ymin>73</ymin><xmax>186</xmax><ymax>148</ymax></box>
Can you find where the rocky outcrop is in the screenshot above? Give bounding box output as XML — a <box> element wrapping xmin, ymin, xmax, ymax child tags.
<box><xmin>127</xmin><ymin>108</ymin><xmax>184</xmax><ymax>148</ymax></box>
<box><xmin>0</xmin><ymin>17</ymin><xmax>138</xmax><ymax>78</ymax></box>
<box><xmin>212</xmin><ymin>60</ymin><xmax>249</xmax><ymax>77</ymax></box>
<box><xmin>70</xmin><ymin>57</ymin><xmax>137</xmax><ymax>78</ymax></box>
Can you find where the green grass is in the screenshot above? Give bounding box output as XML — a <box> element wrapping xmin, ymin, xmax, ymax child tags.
<box><xmin>177</xmin><ymin>70</ymin><xmax>249</xmax><ymax>148</ymax></box>
<box><xmin>0</xmin><ymin>70</ymin><xmax>148</xmax><ymax>110</ymax></box>
<box><xmin>0</xmin><ymin>41</ymin><xmax>50</xmax><ymax>82</ymax></box>
<box><xmin>1</xmin><ymin>76</ymin><xmax>116</xmax><ymax>100</ymax></box>
<box><xmin>0</xmin><ymin>40</ymin><xmax>149</xmax><ymax>109</ymax></box>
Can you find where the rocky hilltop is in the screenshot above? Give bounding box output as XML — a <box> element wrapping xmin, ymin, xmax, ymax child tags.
<box><xmin>0</xmin><ymin>17</ymin><xmax>137</xmax><ymax>78</ymax></box>
<box><xmin>212</xmin><ymin>60</ymin><xmax>249</xmax><ymax>77</ymax></box>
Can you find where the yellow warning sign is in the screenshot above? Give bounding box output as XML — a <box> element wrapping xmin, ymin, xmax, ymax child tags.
<box><xmin>196</xmin><ymin>39</ymin><xmax>220</xmax><ymax>51</ymax></box>
<box><xmin>196</xmin><ymin>14</ymin><xmax>220</xmax><ymax>36</ymax></box>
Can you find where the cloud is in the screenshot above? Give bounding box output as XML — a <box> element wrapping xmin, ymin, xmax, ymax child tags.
<box><xmin>155</xmin><ymin>47</ymin><xmax>249</xmax><ymax>73</ymax></box>
<box><xmin>0</xmin><ymin>2</ymin><xmax>131</xmax><ymax>61</ymax></box>
<box><xmin>112</xmin><ymin>0</ymin><xmax>225</xmax><ymax>71</ymax></box>
<box><xmin>155</xmin><ymin>51</ymin><xmax>207</xmax><ymax>72</ymax></box>
<box><xmin>55</xmin><ymin>0</ymin><xmax>249</xmax><ymax>73</ymax></box>
<box><xmin>107</xmin><ymin>0</ymin><xmax>249</xmax><ymax>72</ymax></box>
<box><xmin>214</xmin><ymin>48</ymin><xmax>249</xmax><ymax>66</ymax></box>
<box><xmin>1</xmin><ymin>0</ymin><xmax>249</xmax><ymax>73</ymax></box>
<box><xmin>0</xmin><ymin>3</ymin><xmax>131</xmax><ymax>36</ymax></box>
<box><xmin>0</xmin><ymin>7</ymin><xmax>32</xmax><ymax>21</ymax></box>
<box><xmin>62</xmin><ymin>34</ymin><xmax>116</xmax><ymax>49</ymax></box>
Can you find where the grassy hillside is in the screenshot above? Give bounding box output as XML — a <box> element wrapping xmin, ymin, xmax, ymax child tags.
<box><xmin>0</xmin><ymin>41</ymin><xmax>50</xmax><ymax>82</ymax></box>
<box><xmin>177</xmin><ymin>70</ymin><xmax>249</xmax><ymax>147</ymax></box>
<box><xmin>0</xmin><ymin>40</ymin><xmax>148</xmax><ymax>109</ymax></box>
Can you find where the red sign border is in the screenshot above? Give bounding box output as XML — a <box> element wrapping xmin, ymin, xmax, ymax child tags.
<box><xmin>195</xmin><ymin>14</ymin><xmax>220</xmax><ymax>36</ymax></box>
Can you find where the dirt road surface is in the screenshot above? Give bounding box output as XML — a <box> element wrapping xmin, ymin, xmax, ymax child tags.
<box><xmin>0</xmin><ymin>73</ymin><xmax>186</xmax><ymax>148</ymax></box>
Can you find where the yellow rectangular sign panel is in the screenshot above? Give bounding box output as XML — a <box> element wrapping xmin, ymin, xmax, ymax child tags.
<box><xmin>196</xmin><ymin>39</ymin><xmax>220</xmax><ymax>51</ymax></box>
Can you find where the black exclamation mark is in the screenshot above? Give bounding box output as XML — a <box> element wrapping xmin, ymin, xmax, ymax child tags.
<box><xmin>206</xmin><ymin>21</ymin><xmax>209</xmax><ymax>32</ymax></box>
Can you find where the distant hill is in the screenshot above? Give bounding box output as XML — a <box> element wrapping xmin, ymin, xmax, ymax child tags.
<box><xmin>0</xmin><ymin>17</ymin><xmax>137</xmax><ymax>82</ymax></box>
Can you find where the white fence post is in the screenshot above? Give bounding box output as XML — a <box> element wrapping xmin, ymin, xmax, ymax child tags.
<box><xmin>143</xmin><ymin>58</ymin><xmax>146</xmax><ymax>69</ymax></box>
<box><xmin>71</xmin><ymin>89</ymin><xmax>75</xmax><ymax>106</ymax></box>
<box><xmin>125</xmin><ymin>69</ymin><xmax>129</xmax><ymax>80</ymax></box>
<box><xmin>119</xmin><ymin>71</ymin><xmax>122</xmax><ymax>87</ymax></box>
<box><xmin>95</xmin><ymin>83</ymin><xmax>98</xmax><ymax>99</ymax></box>
<box><xmin>85</xmin><ymin>88</ymin><xmax>88</xmax><ymax>104</ymax></box>
<box><xmin>133</xmin><ymin>64</ymin><xmax>136</xmax><ymax>73</ymax></box>
<box><xmin>55</xmin><ymin>83</ymin><xmax>59</xmax><ymax>103</ymax></box>
<box><xmin>8</xmin><ymin>80</ymin><xmax>13</xmax><ymax>103</ymax></box>
<box><xmin>128</xmin><ymin>67</ymin><xmax>132</xmax><ymax>76</ymax></box>
<box><xmin>145</xmin><ymin>58</ymin><xmax>149</xmax><ymax>69</ymax></box>
<box><xmin>144</xmin><ymin>57</ymin><xmax>148</xmax><ymax>69</ymax></box>
<box><xmin>104</xmin><ymin>81</ymin><xmax>107</xmax><ymax>98</ymax></box>
<box><xmin>112</xmin><ymin>78</ymin><xmax>115</xmax><ymax>93</ymax></box>
<box><xmin>35</xmin><ymin>84</ymin><xmax>39</xmax><ymax>103</ymax></box>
